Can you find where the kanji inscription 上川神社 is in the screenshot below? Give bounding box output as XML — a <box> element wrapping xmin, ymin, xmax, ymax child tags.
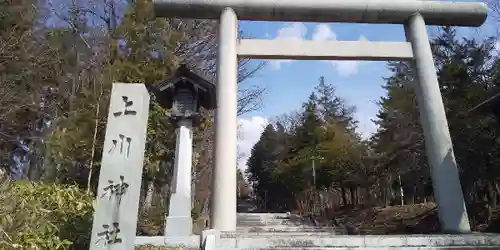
<box><xmin>90</xmin><ymin>84</ymin><xmax>150</xmax><ymax>250</ymax></box>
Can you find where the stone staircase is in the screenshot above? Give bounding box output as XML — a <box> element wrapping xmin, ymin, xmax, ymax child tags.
<box><xmin>136</xmin><ymin>212</ymin><xmax>500</xmax><ymax>249</ymax></box>
<box><xmin>213</xmin><ymin>232</ymin><xmax>500</xmax><ymax>249</ymax></box>
<box><xmin>198</xmin><ymin>213</ymin><xmax>500</xmax><ymax>250</ymax></box>
<box><xmin>236</xmin><ymin>213</ymin><xmax>342</xmax><ymax>233</ymax></box>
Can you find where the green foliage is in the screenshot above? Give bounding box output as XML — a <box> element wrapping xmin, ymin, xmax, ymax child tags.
<box><xmin>371</xmin><ymin>27</ymin><xmax>500</xmax><ymax>209</ymax></box>
<box><xmin>138</xmin><ymin>198</ymin><xmax>167</xmax><ymax>236</ymax></box>
<box><xmin>246</xmin><ymin>124</ymin><xmax>285</xmax><ymax>209</ymax></box>
<box><xmin>191</xmin><ymin>200</ymin><xmax>204</xmax><ymax>221</ymax></box>
<box><xmin>248</xmin><ymin>27</ymin><xmax>500</xmax><ymax>217</ymax></box>
<box><xmin>42</xmin><ymin>0</ymin><xmax>184</xmax><ymax>190</ymax></box>
<box><xmin>0</xmin><ymin>0</ymin><xmax>260</xmax><ymax>243</ymax></box>
<box><xmin>0</xmin><ymin>0</ymin><xmax>60</xmax><ymax>167</ymax></box>
<box><xmin>247</xmin><ymin>77</ymin><xmax>362</xmax><ymax>211</ymax></box>
<box><xmin>0</xmin><ymin>181</ymin><xmax>94</xmax><ymax>249</ymax></box>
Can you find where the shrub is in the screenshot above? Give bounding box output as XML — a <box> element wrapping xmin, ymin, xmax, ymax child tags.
<box><xmin>137</xmin><ymin>199</ymin><xmax>166</xmax><ymax>236</ymax></box>
<box><xmin>0</xmin><ymin>181</ymin><xmax>94</xmax><ymax>249</ymax></box>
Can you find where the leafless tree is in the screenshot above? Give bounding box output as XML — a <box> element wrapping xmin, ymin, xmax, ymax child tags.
<box><xmin>172</xmin><ymin>19</ymin><xmax>267</xmax><ymax>115</ymax></box>
<box><xmin>270</xmin><ymin>111</ymin><xmax>302</xmax><ymax>133</ymax></box>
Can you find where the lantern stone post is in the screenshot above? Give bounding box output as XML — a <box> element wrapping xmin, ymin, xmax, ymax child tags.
<box><xmin>166</xmin><ymin>118</ymin><xmax>194</xmax><ymax>237</ymax></box>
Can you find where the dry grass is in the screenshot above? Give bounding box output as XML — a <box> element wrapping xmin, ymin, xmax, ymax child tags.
<box><xmin>192</xmin><ymin>215</ymin><xmax>210</xmax><ymax>235</ymax></box>
<box><xmin>329</xmin><ymin>202</ymin><xmax>500</xmax><ymax>234</ymax></box>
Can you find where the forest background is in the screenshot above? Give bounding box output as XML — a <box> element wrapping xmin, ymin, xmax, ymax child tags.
<box><xmin>2</xmin><ymin>0</ymin><xmax>500</xmax><ymax>249</ymax></box>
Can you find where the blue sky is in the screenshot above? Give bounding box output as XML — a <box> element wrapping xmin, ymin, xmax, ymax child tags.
<box><xmin>236</xmin><ymin>1</ymin><xmax>499</xmax><ymax>169</ymax></box>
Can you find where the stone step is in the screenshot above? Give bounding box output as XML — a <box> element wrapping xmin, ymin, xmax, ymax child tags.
<box><xmin>222</xmin><ymin>231</ymin><xmax>339</xmax><ymax>238</ymax></box>
<box><xmin>236</xmin><ymin>213</ymin><xmax>343</xmax><ymax>235</ymax></box>
<box><xmin>234</xmin><ymin>225</ymin><xmax>343</xmax><ymax>234</ymax></box>
<box><xmin>211</xmin><ymin>233</ymin><xmax>500</xmax><ymax>250</ymax></box>
<box><xmin>237</xmin><ymin>213</ymin><xmax>315</xmax><ymax>227</ymax></box>
<box><xmin>237</xmin><ymin>213</ymin><xmax>291</xmax><ymax>221</ymax></box>
<box><xmin>136</xmin><ymin>234</ymin><xmax>500</xmax><ymax>250</ymax></box>
<box><xmin>237</xmin><ymin>221</ymin><xmax>291</xmax><ymax>226</ymax></box>
<box><xmin>240</xmin><ymin>247</ymin><xmax>500</xmax><ymax>249</ymax></box>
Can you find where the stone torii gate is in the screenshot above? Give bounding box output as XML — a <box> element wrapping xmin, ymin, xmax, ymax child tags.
<box><xmin>153</xmin><ymin>0</ymin><xmax>488</xmax><ymax>233</ymax></box>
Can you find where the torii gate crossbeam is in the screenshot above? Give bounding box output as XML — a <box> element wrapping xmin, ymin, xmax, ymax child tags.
<box><xmin>153</xmin><ymin>0</ymin><xmax>488</xmax><ymax>234</ymax></box>
<box><xmin>154</xmin><ymin>0</ymin><xmax>487</xmax><ymax>26</ymax></box>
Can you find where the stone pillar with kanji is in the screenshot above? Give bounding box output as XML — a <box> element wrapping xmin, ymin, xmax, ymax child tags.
<box><xmin>90</xmin><ymin>83</ymin><xmax>150</xmax><ymax>250</ymax></box>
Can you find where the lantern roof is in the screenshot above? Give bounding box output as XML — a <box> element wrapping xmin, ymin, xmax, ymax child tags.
<box><xmin>146</xmin><ymin>64</ymin><xmax>216</xmax><ymax>110</ymax></box>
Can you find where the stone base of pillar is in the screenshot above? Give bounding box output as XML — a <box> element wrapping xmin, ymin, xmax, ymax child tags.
<box><xmin>166</xmin><ymin>193</ymin><xmax>193</xmax><ymax>237</ymax></box>
<box><xmin>200</xmin><ymin>229</ymin><xmax>220</xmax><ymax>250</ymax></box>
<box><xmin>165</xmin><ymin>215</ymin><xmax>193</xmax><ymax>237</ymax></box>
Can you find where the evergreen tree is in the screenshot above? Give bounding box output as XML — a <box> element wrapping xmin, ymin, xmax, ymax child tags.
<box><xmin>432</xmin><ymin>27</ymin><xmax>500</xmax><ymax>221</ymax></box>
<box><xmin>246</xmin><ymin>124</ymin><xmax>281</xmax><ymax>209</ymax></box>
<box><xmin>371</xmin><ymin>27</ymin><xmax>500</xmax><ymax>209</ymax></box>
<box><xmin>0</xmin><ymin>0</ymin><xmax>54</xmax><ymax>178</ymax></box>
<box><xmin>258</xmin><ymin>77</ymin><xmax>366</xmax><ymax>210</ymax></box>
<box><xmin>315</xmin><ymin>76</ymin><xmax>357</xmax><ymax>130</ymax></box>
<box><xmin>371</xmin><ymin>60</ymin><xmax>428</xmax><ymax>205</ymax></box>
<box><xmin>291</xmin><ymin>93</ymin><xmax>324</xmax><ymax>156</ymax></box>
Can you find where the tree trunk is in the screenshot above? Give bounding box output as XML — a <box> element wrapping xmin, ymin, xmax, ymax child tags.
<box><xmin>41</xmin><ymin>142</ymin><xmax>55</xmax><ymax>182</ymax></box>
<box><xmin>485</xmin><ymin>181</ymin><xmax>496</xmax><ymax>222</ymax></box>
<box><xmin>495</xmin><ymin>182</ymin><xmax>500</xmax><ymax>204</ymax></box>
<box><xmin>143</xmin><ymin>180</ymin><xmax>155</xmax><ymax>212</ymax></box>
<box><xmin>87</xmin><ymin>82</ymin><xmax>103</xmax><ymax>193</ymax></box>
<box><xmin>341</xmin><ymin>187</ymin><xmax>348</xmax><ymax>206</ymax></box>
<box><xmin>139</xmin><ymin>178</ymin><xmax>148</xmax><ymax>213</ymax></box>
<box><xmin>349</xmin><ymin>187</ymin><xmax>356</xmax><ymax>206</ymax></box>
<box><xmin>356</xmin><ymin>187</ymin><xmax>361</xmax><ymax>205</ymax></box>
<box><xmin>463</xmin><ymin>183</ymin><xmax>476</xmax><ymax>228</ymax></box>
<box><xmin>381</xmin><ymin>181</ymin><xmax>388</xmax><ymax>207</ymax></box>
<box><xmin>385</xmin><ymin>176</ymin><xmax>392</xmax><ymax>207</ymax></box>
<box><xmin>364</xmin><ymin>186</ymin><xmax>371</xmax><ymax>205</ymax></box>
<box><xmin>410</xmin><ymin>185</ymin><xmax>416</xmax><ymax>205</ymax></box>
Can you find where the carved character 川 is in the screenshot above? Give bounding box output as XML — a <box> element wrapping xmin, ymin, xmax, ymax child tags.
<box><xmin>108</xmin><ymin>134</ymin><xmax>132</xmax><ymax>157</ymax></box>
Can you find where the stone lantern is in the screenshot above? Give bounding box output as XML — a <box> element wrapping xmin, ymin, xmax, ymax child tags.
<box><xmin>146</xmin><ymin>64</ymin><xmax>215</xmax><ymax>238</ymax></box>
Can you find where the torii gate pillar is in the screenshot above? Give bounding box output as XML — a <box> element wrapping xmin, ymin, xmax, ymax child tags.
<box><xmin>404</xmin><ymin>13</ymin><xmax>471</xmax><ymax>232</ymax></box>
<box><xmin>211</xmin><ymin>7</ymin><xmax>239</xmax><ymax>231</ymax></box>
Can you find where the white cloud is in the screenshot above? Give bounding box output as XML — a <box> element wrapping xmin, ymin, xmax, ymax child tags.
<box><xmin>270</xmin><ymin>22</ymin><xmax>307</xmax><ymax>70</ymax></box>
<box><xmin>275</xmin><ymin>22</ymin><xmax>307</xmax><ymax>41</ymax></box>
<box><xmin>334</xmin><ymin>61</ymin><xmax>360</xmax><ymax>77</ymax></box>
<box><xmin>268</xmin><ymin>23</ymin><xmax>369</xmax><ymax>76</ymax></box>
<box><xmin>237</xmin><ymin>116</ymin><xmax>268</xmax><ymax>170</ymax></box>
<box><xmin>312</xmin><ymin>23</ymin><xmax>337</xmax><ymax>41</ymax></box>
<box><xmin>311</xmin><ymin>24</ymin><xmax>369</xmax><ymax>77</ymax></box>
<box><xmin>355</xmin><ymin>113</ymin><xmax>378</xmax><ymax>139</ymax></box>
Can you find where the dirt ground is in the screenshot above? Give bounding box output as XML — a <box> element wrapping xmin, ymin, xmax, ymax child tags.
<box><xmin>328</xmin><ymin>202</ymin><xmax>500</xmax><ymax>234</ymax></box>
